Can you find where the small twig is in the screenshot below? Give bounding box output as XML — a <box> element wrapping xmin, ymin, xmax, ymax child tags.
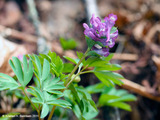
<box><xmin>113</xmin><ymin>53</ymin><xmax>138</xmax><ymax>61</ymax></box>
<box><xmin>0</xmin><ymin>25</ymin><xmax>38</xmax><ymax>43</ymax></box>
<box><xmin>121</xmin><ymin>79</ymin><xmax>160</xmax><ymax>102</ymax></box>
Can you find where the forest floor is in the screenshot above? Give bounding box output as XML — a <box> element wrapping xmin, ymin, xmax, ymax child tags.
<box><xmin>0</xmin><ymin>0</ymin><xmax>160</xmax><ymax>120</ymax></box>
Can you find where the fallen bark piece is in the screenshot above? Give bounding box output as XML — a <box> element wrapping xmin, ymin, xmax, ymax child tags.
<box><xmin>113</xmin><ymin>53</ymin><xmax>138</xmax><ymax>61</ymax></box>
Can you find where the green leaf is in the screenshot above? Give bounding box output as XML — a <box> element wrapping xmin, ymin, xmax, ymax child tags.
<box><xmin>41</xmin><ymin>103</ymin><xmax>49</xmax><ymax>118</ymax></box>
<box><xmin>43</xmin><ymin>91</ymin><xmax>60</xmax><ymax>101</ymax></box>
<box><xmin>63</xmin><ymin>63</ymin><xmax>74</xmax><ymax>73</ymax></box>
<box><xmin>60</xmin><ymin>37</ymin><xmax>77</xmax><ymax>50</ymax></box>
<box><xmin>82</xmin><ymin>103</ymin><xmax>99</xmax><ymax>119</ymax></box>
<box><xmin>9</xmin><ymin>57</ymin><xmax>23</xmax><ymax>86</ymax></box>
<box><xmin>76</xmin><ymin>52</ymin><xmax>84</xmax><ymax>60</ymax></box>
<box><xmin>94</xmin><ymin>64</ymin><xmax>121</xmax><ymax>71</ymax></box>
<box><xmin>69</xmin><ymin>84</ymin><xmax>81</xmax><ymax>103</ymax></box>
<box><xmin>86</xmin><ymin>83</ymin><xmax>105</xmax><ymax>94</ymax></box>
<box><xmin>94</xmin><ymin>71</ymin><xmax>123</xmax><ymax>86</ymax></box>
<box><xmin>87</xmin><ymin>50</ymin><xmax>101</xmax><ymax>57</ymax></box>
<box><xmin>34</xmin><ymin>55</ymin><xmax>42</xmax><ymax>78</ymax></box>
<box><xmin>9</xmin><ymin>56</ymin><xmax>34</xmax><ymax>87</ymax></box>
<box><xmin>66</xmin><ymin>85</ymin><xmax>98</xmax><ymax>119</ymax></box>
<box><xmin>85</xmin><ymin>57</ymin><xmax>107</xmax><ymax>67</ymax></box>
<box><xmin>29</xmin><ymin>86</ymin><xmax>44</xmax><ymax>103</ymax></box>
<box><xmin>23</xmin><ymin>56</ymin><xmax>33</xmax><ymax>86</ymax></box>
<box><xmin>110</xmin><ymin>27</ymin><xmax>117</xmax><ymax>34</ymax></box>
<box><xmin>0</xmin><ymin>73</ymin><xmax>19</xmax><ymax>91</ymax></box>
<box><xmin>77</xmin><ymin>87</ymin><xmax>92</xmax><ymax>100</ymax></box>
<box><xmin>102</xmin><ymin>53</ymin><xmax>114</xmax><ymax>62</ymax></box>
<box><xmin>63</xmin><ymin>56</ymin><xmax>77</xmax><ymax>64</ymax></box>
<box><xmin>42</xmin><ymin>75</ymin><xmax>65</xmax><ymax>95</ymax></box>
<box><xmin>47</xmin><ymin>99</ymin><xmax>71</xmax><ymax>109</ymax></box>
<box><xmin>107</xmin><ymin>94</ymin><xmax>137</xmax><ymax>103</ymax></box>
<box><xmin>85</xmin><ymin>36</ymin><xmax>96</xmax><ymax>49</ymax></box>
<box><xmin>98</xmin><ymin>87</ymin><xmax>136</xmax><ymax>111</ymax></box>
<box><xmin>31</xmin><ymin>98</ymin><xmax>43</xmax><ymax>104</ymax></box>
<box><xmin>76</xmin><ymin>52</ymin><xmax>85</xmax><ymax>68</ymax></box>
<box><xmin>98</xmin><ymin>94</ymin><xmax>131</xmax><ymax>110</ymax></box>
<box><xmin>47</xmin><ymin>90</ymin><xmax>63</xmax><ymax>95</ymax></box>
<box><xmin>41</xmin><ymin>59</ymin><xmax>50</xmax><ymax>81</ymax></box>
<box><xmin>94</xmin><ymin>72</ymin><xmax>114</xmax><ymax>87</ymax></box>
<box><xmin>14</xmin><ymin>90</ymin><xmax>29</xmax><ymax>103</ymax></box>
<box><xmin>72</xmin><ymin>103</ymin><xmax>81</xmax><ymax>119</ymax></box>
<box><xmin>39</xmin><ymin>53</ymin><xmax>51</xmax><ymax>62</ymax></box>
<box><xmin>99</xmin><ymin>93</ymin><xmax>131</xmax><ymax>111</ymax></box>
<box><xmin>33</xmin><ymin>77</ymin><xmax>40</xmax><ymax>88</ymax></box>
<box><xmin>28</xmin><ymin>54</ymin><xmax>52</xmax><ymax>86</ymax></box>
<box><xmin>48</xmin><ymin>51</ymin><xmax>64</xmax><ymax>77</ymax></box>
<box><xmin>108</xmin><ymin>102</ymin><xmax>131</xmax><ymax>111</ymax></box>
<box><xmin>26</xmin><ymin>88</ymin><xmax>36</xmax><ymax>96</ymax></box>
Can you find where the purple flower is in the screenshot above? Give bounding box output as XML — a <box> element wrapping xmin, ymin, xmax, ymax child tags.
<box><xmin>17</xmin><ymin>54</ymin><xmax>23</xmax><ymax>61</ymax></box>
<box><xmin>83</xmin><ymin>14</ymin><xmax>118</xmax><ymax>57</ymax></box>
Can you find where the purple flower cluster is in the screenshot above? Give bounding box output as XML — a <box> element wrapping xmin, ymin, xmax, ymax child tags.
<box><xmin>83</xmin><ymin>14</ymin><xmax>118</xmax><ymax>57</ymax></box>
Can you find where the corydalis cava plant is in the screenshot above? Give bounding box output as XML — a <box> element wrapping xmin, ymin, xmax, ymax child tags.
<box><xmin>83</xmin><ymin>13</ymin><xmax>118</xmax><ymax>57</ymax></box>
<box><xmin>0</xmin><ymin>13</ymin><xmax>136</xmax><ymax>120</ymax></box>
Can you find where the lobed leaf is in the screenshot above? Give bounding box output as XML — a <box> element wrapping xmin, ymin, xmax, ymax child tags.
<box><xmin>29</xmin><ymin>86</ymin><xmax>44</xmax><ymax>103</ymax></box>
<box><xmin>23</xmin><ymin>56</ymin><xmax>33</xmax><ymax>86</ymax></box>
<box><xmin>63</xmin><ymin>63</ymin><xmax>75</xmax><ymax>73</ymax></box>
<box><xmin>85</xmin><ymin>36</ymin><xmax>96</xmax><ymax>49</ymax></box>
<box><xmin>98</xmin><ymin>87</ymin><xmax>136</xmax><ymax>111</ymax></box>
<box><xmin>63</xmin><ymin>56</ymin><xmax>77</xmax><ymax>64</ymax></box>
<box><xmin>42</xmin><ymin>75</ymin><xmax>65</xmax><ymax>95</ymax></box>
<box><xmin>9</xmin><ymin>56</ymin><xmax>33</xmax><ymax>87</ymax></box>
<box><xmin>41</xmin><ymin>59</ymin><xmax>50</xmax><ymax>81</ymax></box>
<box><xmin>0</xmin><ymin>73</ymin><xmax>19</xmax><ymax>91</ymax></box>
<box><xmin>94</xmin><ymin>71</ymin><xmax>123</xmax><ymax>86</ymax></box>
<box><xmin>47</xmin><ymin>99</ymin><xmax>71</xmax><ymax>109</ymax></box>
<box><xmin>86</xmin><ymin>83</ymin><xmax>105</xmax><ymax>94</ymax></box>
<box><xmin>41</xmin><ymin>103</ymin><xmax>49</xmax><ymax>118</ymax></box>
<box><xmin>65</xmin><ymin>85</ymin><xmax>98</xmax><ymax>119</ymax></box>
<box><xmin>94</xmin><ymin>64</ymin><xmax>121</xmax><ymax>71</ymax></box>
<box><xmin>48</xmin><ymin>51</ymin><xmax>64</xmax><ymax>77</ymax></box>
<box><xmin>60</xmin><ymin>37</ymin><xmax>77</xmax><ymax>50</ymax></box>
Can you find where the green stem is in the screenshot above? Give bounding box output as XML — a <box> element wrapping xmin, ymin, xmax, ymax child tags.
<box><xmin>80</xmin><ymin>70</ymin><xmax>93</xmax><ymax>75</ymax></box>
<box><xmin>48</xmin><ymin>48</ymin><xmax>90</xmax><ymax>120</ymax></box>
<box><xmin>66</xmin><ymin>70</ymin><xmax>93</xmax><ymax>88</ymax></box>
<box><xmin>10</xmin><ymin>95</ymin><xmax>13</xmax><ymax>111</ymax></box>
<box><xmin>47</xmin><ymin>106</ymin><xmax>56</xmax><ymax>120</ymax></box>
<box><xmin>80</xmin><ymin>65</ymin><xmax>89</xmax><ymax>72</ymax></box>
<box><xmin>66</xmin><ymin>71</ymin><xmax>81</xmax><ymax>88</ymax></box>
<box><xmin>22</xmin><ymin>89</ymin><xmax>41</xmax><ymax>120</ymax></box>
<box><xmin>64</xmin><ymin>48</ymin><xmax>90</xmax><ymax>86</ymax></box>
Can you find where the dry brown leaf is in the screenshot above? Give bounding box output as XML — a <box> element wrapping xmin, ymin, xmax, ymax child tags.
<box><xmin>0</xmin><ymin>37</ymin><xmax>30</xmax><ymax>76</ymax></box>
